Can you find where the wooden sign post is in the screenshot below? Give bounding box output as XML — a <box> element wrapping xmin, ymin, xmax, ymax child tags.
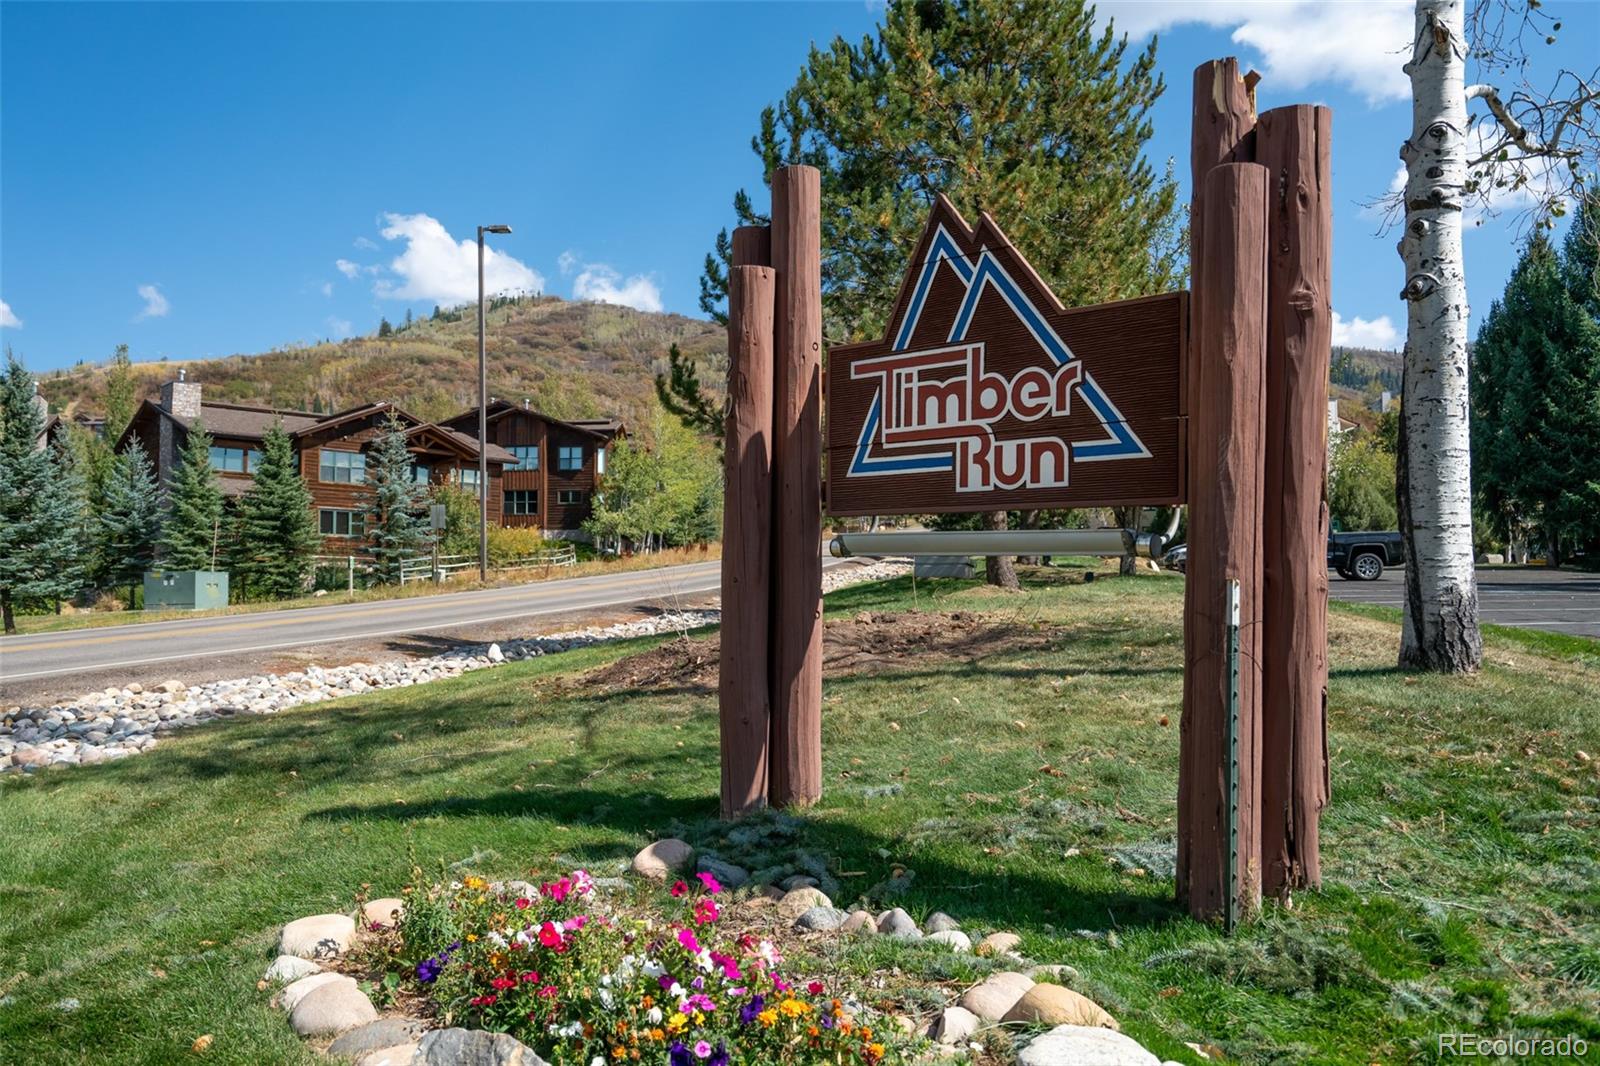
<box><xmin>718</xmin><ymin>66</ymin><xmax>1331</xmax><ymax>927</ymax></box>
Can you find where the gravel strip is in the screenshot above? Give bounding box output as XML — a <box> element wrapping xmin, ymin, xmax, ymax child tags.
<box><xmin>1</xmin><ymin>559</ymin><xmax>909</xmax><ymax>775</ymax></box>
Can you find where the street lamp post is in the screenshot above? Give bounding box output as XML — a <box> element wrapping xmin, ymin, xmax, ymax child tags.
<box><xmin>477</xmin><ymin>224</ymin><xmax>512</xmax><ymax>582</ymax></box>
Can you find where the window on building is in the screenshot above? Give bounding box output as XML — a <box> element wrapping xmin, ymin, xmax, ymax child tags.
<box><xmin>508</xmin><ymin>445</ymin><xmax>539</xmax><ymax>470</ymax></box>
<box><xmin>595</xmin><ymin>447</ymin><xmax>606</xmax><ymax>476</ymax></box>
<box><xmin>319</xmin><ymin>509</ymin><xmax>365</xmax><ymax>538</ymax></box>
<box><xmin>504</xmin><ymin>490</ymin><xmax>539</xmax><ymax>516</ymax></box>
<box><xmin>319</xmin><ymin>449</ymin><xmax>366</xmax><ymax>483</ymax></box>
<box><xmin>246</xmin><ymin>447</ymin><xmax>262</xmax><ymax>470</ymax></box>
<box><xmin>410</xmin><ymin>463</ymin><xmax>431</xmax><ymax>486</ymax></box>
<box><xmin>209</xmin><ymin>445</ymin><xmax>249</xmax><ymax>473</ymax></box>
<box><xmin>454</xmin><ymin>467</ymin><xmax>482</xmax><ymax>488</ymax></box>
<box><xmin>557</xmin><ymin>445</ymin><xmax>584</xmax><ymax>472</ymax></box>
<box><xmin>557</xmin><ymin>489</ymin><xmax>585</xmax><ymax>506</ymax></box>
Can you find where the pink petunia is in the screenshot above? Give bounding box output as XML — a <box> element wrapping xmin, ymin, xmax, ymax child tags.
<box><xmin>538</xmin><ymin>922</ymin><xmax>564</xmax><ymax>949</ymax></box>
<box><xmin>694</xmin><ymin>1040</ymin><xmax>712</xmax><ymax>1058</ymax></box>
<box><xmin>693</xmin><ymin>898</ymin><xmax>720</xmax><ymax>926</ymax></box>
<box><xmin>514</xmin><ymin>897</ymin><xmax>532</xmax><ymax>910</ymax></box>
<box><xmin>807</xmin><ymin>980</ymin><xmax>825</xmax><ymax>996</ymax></box>
<box><xmin>670</xmin><ymin>881</ymin><xmax>689</xmax><ymax>898</ymax></box>
<box><xmin>696</xmin><ymin>872</ymin><xmax>723</xmax><ymax>895</ymax></box>
<box><xmin>677</xmin><ymin>928</ymin><xmax>701</xmax><ymax>953</ymax></box>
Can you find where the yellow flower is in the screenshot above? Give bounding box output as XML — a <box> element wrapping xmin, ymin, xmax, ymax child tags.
<box><xmin>757</xmin><ymin>1009</ymin><xmax>778</xmax><ymax>1027</ymax></box>
<box><xmin>464</xmin><ymin>875</ymin><xmax>487</xmax><ymax>890</ymax></box>
<box><xmin>611</xmin><ymin>1047</ymin><xmax>626</xmax><ymax>1060</ymax></box>
<box><xmin>666</xmin><ymin>1014</ymin><xmax>688</xmax><ymax>1033</ymax></box>
<box><xmin>779</xmin><ymin>998</ymin><xmax>811</xmax><ymax>1018</ymax></box>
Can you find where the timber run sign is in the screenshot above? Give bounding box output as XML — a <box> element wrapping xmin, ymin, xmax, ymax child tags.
<box><xmin>826</xmin><ymin>196</ymin><xmax>1188</xmax><ymax>516</ymax></box>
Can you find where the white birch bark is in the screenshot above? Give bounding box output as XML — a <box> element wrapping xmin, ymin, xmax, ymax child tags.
<box><xmin>1397</xmin><ymin>0</ymin><xmax>1483</xmax><ymax>672</ymax></box>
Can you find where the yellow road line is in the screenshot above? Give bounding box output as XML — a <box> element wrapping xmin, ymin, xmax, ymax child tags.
<box><xmin>7</xmin><ymin>569</ymin><xmax>714</xmax><ymax>652</ymax></box>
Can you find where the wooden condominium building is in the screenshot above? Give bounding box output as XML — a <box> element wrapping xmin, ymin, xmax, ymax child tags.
<box><xmin>118</xmin><ymin>378</ymin><xmax>621</xmax><ymax>548</ymax></box>
<box><xmin>437</xmin><ymin>399</ymin><xmax>624</xmax><ymax>537</ymax></box>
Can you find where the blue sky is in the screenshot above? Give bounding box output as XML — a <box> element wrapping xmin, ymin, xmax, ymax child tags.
<box><xmin>2</xmin><ymin>1</ymin><xmax>1595</xmax><ymax>371</ymax></box>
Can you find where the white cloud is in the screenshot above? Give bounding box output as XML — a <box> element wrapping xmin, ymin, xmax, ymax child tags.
<box><xmin>572</xmin><ymin>263</ymin><xmax>663</xmax><ymax>313</ymax></box>
<box><xmin>335</xmin><ymin>258</ymin><xmax>362</xmax><ymax>280</ymax></box>
<box><xmin>1095</xmin><ymin>0</ymin><xmax>1412</xmax><ymax>105</ymax></box>
<box><xmin>1332</xmin><ymin>310</ymin><xmax>1400</xmax><ymax>349</ymax></box>
<box><xmin>135</xmin><ymin>284</ymin><xmax>170</xmax><ymax>320</ymax></box>
<box><xmin>319</xmin><ymin>281</ymin><xmax>334</xmax><ymax>298</ymax></box>
<box><xmin>558</xmin><ymin>250</ymin><xmax>579</xmax><ymax>277</ymax></box>
<box><xmin>0</xmin><ymin>299</ymin><xmax>20</xmax><ymax>328</ymax></box>
<box><xmin>373</xmin><ymin>213</ymin><xmax>544</xmax><ymax>303</ymax></box>
<box><xmin>353</xmin><ymin>236</ymin><xmax>379</xmax><ymax>251</ymax></box>
<box><xmin>326</xmin><ymin>316</ymin><xmax>353</xmax><ymax>338</ymax></box>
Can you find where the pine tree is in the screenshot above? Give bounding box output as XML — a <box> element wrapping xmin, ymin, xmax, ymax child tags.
<box><xmin>230</xmin><ymin>421</ymin><xmax>320</xmax><ymax>599</ymax></box>
<box><xmin>96</xmin><ymin>442</ymin><xmax>162</xmax><ymax>605</ymax></box>
<box><xmin>161</xmin><ymin>420</ymin><xmax>226</xmax><ymax>570</ymax></box>
<box><xmin>653</xmin><ymin>344</ymin><xmax>724</xmax><ymax>442</ymax></box>
<box><xmin>378</xmin><ymin>317</ymin><xmax>394</xmax><ymax>338</ymax></box>
<box><xmin>362</xmin><ymin>414</ymin><xmax>430</xmax><ymax>583</ymax></box>
<box><xmin>1472</xmin><ymin>228</ymin><xmax>1600</xmax><ymax>565</ymax></box>
<box><xmin>0</xmin><ymin>352</ymin><xmax>89</xmax><ymax>631</ymax></box>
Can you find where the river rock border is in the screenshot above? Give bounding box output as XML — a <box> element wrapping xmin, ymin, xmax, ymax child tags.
<box><xmin>1</xmin><ymin>561</ymin><xmax>909</xmax><ymax>775</ymax></box>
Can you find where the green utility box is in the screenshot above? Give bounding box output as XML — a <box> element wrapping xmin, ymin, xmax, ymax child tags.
<box><xmin>143</xmin><ymin>570</ymin><xmax>229</xmax><ymax>611</ymax></box>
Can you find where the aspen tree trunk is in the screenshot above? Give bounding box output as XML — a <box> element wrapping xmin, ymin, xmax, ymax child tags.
<box><xmin>983</xmin><ymin>510</ymin><xmax>1019</xmax><ymax>589</ymax></box>
<box><xmin>1397</xmin><ymin>0</ymin><xmax>1483</xmax><ymax>672</ymax></box>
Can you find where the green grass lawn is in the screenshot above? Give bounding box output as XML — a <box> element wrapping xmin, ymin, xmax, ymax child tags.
<box><xmin>3</xmin><ymin>567</ymin><xmax>1597</xmax><ymax>1065</ymax></box>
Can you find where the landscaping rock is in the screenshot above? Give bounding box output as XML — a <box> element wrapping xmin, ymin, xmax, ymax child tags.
<box><xmin>1002</xmin><ymin>983</ymin><xmax>1118</xmax><ymax>1029</ymax></box>
<box><xmin>492</xmin><ymin>879</ymin><xmax>538</xmax><ymax>901</ymax></box>
<box><xmin>977</xmin><ymin>932</ymin><xmax>1022</xmax><ymax>957</ymax></box>
<box><xmin>354</xmin><ymin>1045</ymin><xmax>419</xmax><ymax>1066</ymax></box>
<box><xmin>927</xmin><ymin>929</ymin><xmax>973</xmax><ymax>952</ymax></box>
<box><xmin>932</xmin><ymin>1005</ymin><xmax>980</xmax><ymax>1045</ymax></box>
<box><xmin>960</xmin><ymin>971</ymin><xmax>1035</xmax><ymax>1022</ymax></box>
<box><xmin>280</xmin><ymin>972</ymin><xmax>353</xmax><ymax>1013</ymax></box>
<box><xmin>362</xmin><ymin>897</ymin><xmax>406</xmax><ymax>929</ymax></box>
<box><xmin>777</xmin><ymin>887</ymin><xmax>833</xmax><ymax>920</ymax></box>
<box><xmin>840</xmin><ymin>910</ymin><xmax>877</xmax><ymax>936</ymax></box>
<box><xmin>925</xmin><ymin>911</ymin><xmax>961</xmax><ymax>933</ymax></box>
<box><xmin>632</xmin><ymin>838</ymin><xmax>694</xmax><ymax>880</ymax></box>
<box><xmin>795</xmin><ymin>905</ymin><xmax>848</xmax><ymax>931</ymax></box>
<box><xmin>289</xmin><ymin>979</ymin><xmax>377</xmax><ymax>1037</ymax></box>
<box><xmin>876</xmin><ymin>907</ymin><xmax>921</xmax><ymax>939</ymax></box>
<box><xmin>779</xmin><ymin>874</ymin><xmax>820</xmax><ymax>891</ymax></box>
<box><xmin>327</xmin><ymin>1017</ymin><xmax>427</xmax><ymax>1058</ymax></box>
<box><xmin>280</xmin><ymin>914</ymin><xmax>356</xmax><ymax>958</ymax></box>
<box><xmin>1016</xmin><ymin>1025</ymin><xmax>1160</xmax><ymax>1066</ymax></box>
<box><xmin>264</xmin><ymin>954</ymin><xmax>321</xmax><ymax>983</ymax></box>
<box><xmin>696</xmin><ymin>856</ymin><xmax>750</xmax><ymax>889</ymax></box>
<box><xmin>415</xmin><ymin>1026</ymin><xmax>550</xmax><ymax>1065</ymax></box>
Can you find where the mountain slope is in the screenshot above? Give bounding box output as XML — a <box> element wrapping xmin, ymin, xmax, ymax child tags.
<box><xmin>38</xmin><ymin>295</ymin><xmax>727</xmax><ymax>428</ymax></box>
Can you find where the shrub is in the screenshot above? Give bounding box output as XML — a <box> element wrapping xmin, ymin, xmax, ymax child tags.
<box><xmin>487</xmin><ymin>526</ymin><xmax>555</xmax><ymax>567</ymax></box>
<box><xmin>390</xmin><ymin>869</ymin><xmax>902</xmax><ymax>1065</ymax></box>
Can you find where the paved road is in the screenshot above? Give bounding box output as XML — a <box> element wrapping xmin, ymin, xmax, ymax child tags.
<box><xmin>1330</xmin><ymin>566</ymin><xmax>1600</xmax><ymax>639</ymax></box>
<box><xmin>1</xmin><ymin>560</ymin><xmax>749</xmax><ymax>685</ymax></box>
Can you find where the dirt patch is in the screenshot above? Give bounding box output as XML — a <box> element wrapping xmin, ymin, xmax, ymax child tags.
<box><xmin>579</xmin><ymin>610</ymin><xmax>1052</xmax><ymax>694</ymax></box>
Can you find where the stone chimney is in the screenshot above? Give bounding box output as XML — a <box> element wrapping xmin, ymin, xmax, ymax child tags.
<box><xmin>160</xmin><ymin>369</ymin><xmax>202</xmax><ymax>419</ymax></box>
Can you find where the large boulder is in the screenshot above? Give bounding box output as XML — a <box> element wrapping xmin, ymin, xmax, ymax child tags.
<box><xmin>976</xmin><ymin>931</ymin><xmax>1022</xmax><ymax>957</ymax></box>
<box><xmin>414</xmin><ymin>1027</ymin><xmax>549</xmax><ymax>1065</ymax></box>
<box><xmin>280</xmin><ymin>972</ymin><xmax>352</xmax><ymax>1013</ymax></box>
<box><xmin>876</xmin><ymin>907</ymin><xmax>921</xmax><ymax>939</ymax></box>
<box><xmin>631</xmin><ymin>839</ymin><xmax>694</xmax><ymax>881</ymax></box>
<box><xmin>362</xmin><ymin>898</ymin><xmax>407</xmax><ymax>929</ymax></box>
<box><xmin>959</xmin><ymin>971</ymin><xmax>1035</xmax><ymax>1022</ymax></box>
<box><xmin>327</xmin><ymin>1017</ymin><xmax>427</xmax><ymax>1058</ymax></box>
<box><xmin>289</xmin><ymin>979</ymin><xmax>377</xmax><ymax>1037</ymax></box>
<box><xmin>931</xmin><ymin>1005</ymin><xmax>980</xmax><ymax>1045</ymax></box>
<box><xmin>280</xmin><ymin>913</ymin><xmax>356</xmax><ymax>958</ymax></box>
<box><xmin>927</xmin><ymin>930</ymin><xmax>972</xmax><ymax>953</ymax></box>
<box><xmin>1016</xmin><ymin>1025</ymin><xmax>1161</xmax><ymax>1066</ymax></box>
<box><xmin>1002</xmin><ymin>983</ymin><xmax>1118</xmax><ymax>1029</ymax></box>
<box><xmin>777</xmin><ymin>887</ymin><xmax>833</xmax><ymax>920</ymax></box>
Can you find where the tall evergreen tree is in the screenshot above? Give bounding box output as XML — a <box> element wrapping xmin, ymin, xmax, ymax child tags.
<box><xmin>671</xmin><ymin>0</ymin><xmax>1182</xmax><ymax>584</ymax></box>
<box><xmin>161</xmin><ymin>421</ymin><xmax>226</xmax><ymax>570</ymax></box>
<box><xmin>103</xmin><ymin>342</ymin><xmax>137</xmax><ymax>442</ymax></box>
<box><xmin>0</xmin><ymin>352</ymin><xmax>89</xmax><ymax>632</ymax></box>
<box><xmin>362</xmin><ymin>414</ymin><xmax>430</xmax><ymax>583</ymax></box>
<box><xmin>96</xmin><ymin>442</ymin><xmax>162</xmax><ymax>605</ymax></box>
<box><xmin>230</xmin><ymin>421</ymin><xmax>319</xmax><ymax>599</ymax></box>
<box><xmin>1472</xmin><ymin>227</ymin><xmax>1600</xmax><ymax>565</ymax></box>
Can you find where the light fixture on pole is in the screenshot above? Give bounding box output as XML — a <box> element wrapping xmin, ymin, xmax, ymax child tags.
<box><xmin>477</xmin><ymin>224</ymin><xmax>512</xmax><ymax>581</ymax></box>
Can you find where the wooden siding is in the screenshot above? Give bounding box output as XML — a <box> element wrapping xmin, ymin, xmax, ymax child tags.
<box><xmin>480</xmin><ymin>409</ymin><xmax>610</xmax><ymax>533</ymax></box>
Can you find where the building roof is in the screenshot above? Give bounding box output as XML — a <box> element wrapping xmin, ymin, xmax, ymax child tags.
<box><xmin>438</xmin><ymin>399</ymin><xmax>625</xmax><ymax>441</ymax></box>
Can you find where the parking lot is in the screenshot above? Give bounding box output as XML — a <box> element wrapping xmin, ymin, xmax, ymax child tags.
<box><xmin>1330</xmin><ymin>566</ymin><xmax>1600</xmax><ymax>639</ymax></box>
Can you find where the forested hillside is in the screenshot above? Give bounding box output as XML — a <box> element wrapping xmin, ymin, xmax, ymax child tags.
<box><xmin>37</xmin><ymin>296</ymin><xmax>726</xmax><ymax>429</ymax></box>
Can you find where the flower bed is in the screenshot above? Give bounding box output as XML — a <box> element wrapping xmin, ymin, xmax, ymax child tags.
<box><xmin>367</xmin><ymin>868</ymin><xmax>909</xmax><ymax>1065</ymax></box>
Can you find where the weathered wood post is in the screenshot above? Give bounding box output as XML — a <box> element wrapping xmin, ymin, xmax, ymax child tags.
<box><xmin>719</xmin><ymin>263</ymin><xmax>776</xmax><ymax>819</ymax></box>
<box><xmin>768</xmin><ymin>165</ymin><xmax>824</xmax><ymax>808</ymax></box>
<box><xmin>1257</xmin><ymin>105</ymin><xmax>1333</xmax><ymax>894</ymax></box>
<box><xmin>1179</xmin><ymin>58</ymin><xmax>1269</xmax><ymax>922</ymax></box>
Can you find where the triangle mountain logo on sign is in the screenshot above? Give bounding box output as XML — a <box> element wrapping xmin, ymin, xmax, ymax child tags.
<box><xmin>825</xmin><ymin>196</ymin><xmax>1188</xmax><ymax>517</ymax></box>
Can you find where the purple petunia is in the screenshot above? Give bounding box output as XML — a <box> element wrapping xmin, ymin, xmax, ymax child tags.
<box><xmin>737</xmin><ymin>995</ymin><xmax>765</xmax><ymax>1026</ymax></box>
<box><xmin>707</xmin><ymin>1043</ymin><xmax>730</xmax><ymax>1066</ymax></box>
<box><xmin>669</xmin><ymin>1042</ymin><xmax>694</xmax><ymax>1066</ymax></box>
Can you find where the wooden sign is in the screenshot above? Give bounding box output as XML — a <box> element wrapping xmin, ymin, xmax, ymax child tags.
<box><xmin>826</xmin><ymin>197</ymin><xmax>1188</xmax><ymax>516</ymax></box>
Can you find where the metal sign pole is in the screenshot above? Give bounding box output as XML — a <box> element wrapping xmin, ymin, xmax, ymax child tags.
<box><xmin>1225</xmin><ymin>577</ymin><xmax>1241</xmax><ymax>934</ymax></box>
